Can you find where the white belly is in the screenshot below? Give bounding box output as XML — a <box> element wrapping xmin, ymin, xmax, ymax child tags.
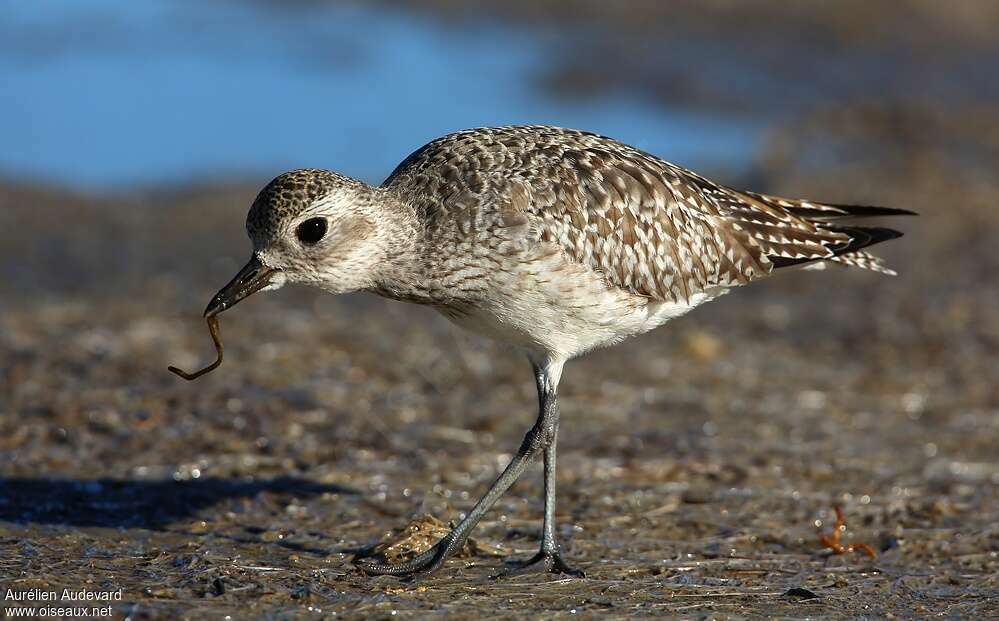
<box><xmin>436</xmin><ymin>250</ymin><xmax>730</xmax><ymax>361</ymax></box>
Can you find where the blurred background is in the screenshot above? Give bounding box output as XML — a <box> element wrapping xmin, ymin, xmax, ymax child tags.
<box><xmin>2</xmin><ymin>1</ymin><xmax>997</xmax><ymax>618</ymax></box>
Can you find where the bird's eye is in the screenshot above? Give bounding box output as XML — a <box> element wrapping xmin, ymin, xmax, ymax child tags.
<box><xmin>295</xmin><ymin>218</ymin><xmax>327</xmax><ymax>245</ymax></box>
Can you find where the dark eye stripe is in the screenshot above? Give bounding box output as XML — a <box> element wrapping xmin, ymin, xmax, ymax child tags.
<box><xmin>296</xmin><ymin>218</ymin><xmax>327</xmax><ymax>244</ymax></box>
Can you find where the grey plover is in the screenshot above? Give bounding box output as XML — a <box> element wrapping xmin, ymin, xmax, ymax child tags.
<box><xmin>194</xmin><ymin>125</ymin><xmax>912</xmax><ymax>577</ymax></box>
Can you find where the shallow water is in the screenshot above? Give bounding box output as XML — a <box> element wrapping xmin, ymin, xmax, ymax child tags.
<box><xmin>0</xmin><ymin>0</ymin><xmax>760</xmax><ymax>189</ymax></box>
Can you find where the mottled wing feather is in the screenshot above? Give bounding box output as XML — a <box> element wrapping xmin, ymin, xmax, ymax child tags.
<box><xmin>741</xmin><ymin>191</ymin><xmax>917</xmax><ymax>219</ymax></box>
<box><xmin>673</xmin><ymin>177</ymin><xmax>849</xmax><ymax>263</ymax></box>
<box><xmin>526</xmin><ymin>150</ymin><xmax>774</xmax><ymax>301</ymax></box>
<box><xmin>731</xmin><ymin>190</ymin><xmax>909</xmax><ymax>273</ymax></box>
<box><xmin>384</xmin><ymin>126</ymin><xmax>894</xmax><ymax>302</ymax></box>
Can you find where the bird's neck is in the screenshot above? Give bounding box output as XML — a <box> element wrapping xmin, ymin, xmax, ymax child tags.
<box><xmin>363</xmin><ymin>187</ymin><xmax>438</xmax><ymax>305</ymax></box>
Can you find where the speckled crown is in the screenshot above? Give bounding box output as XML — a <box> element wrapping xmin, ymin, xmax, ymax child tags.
<box><xmin>246</xmin><ymin>168</ymin><xmax>352</xmax><ymax>239</ymax></box>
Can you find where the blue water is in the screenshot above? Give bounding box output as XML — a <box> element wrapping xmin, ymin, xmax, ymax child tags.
<box><xmin>0</xmin><ymin>0</ymin><xmax>761</xmax><ymax>189</ymax></box>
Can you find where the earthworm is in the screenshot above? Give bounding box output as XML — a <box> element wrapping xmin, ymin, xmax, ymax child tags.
<box><xmin>168</xmin><ymin>315</ymin><xmax>223</xmax><ymax>380</ymax></box>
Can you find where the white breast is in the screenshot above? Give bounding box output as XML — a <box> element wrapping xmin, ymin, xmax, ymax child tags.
<box><xmin>436</xmin><ymin>248</ymin><xmax>730</xmax><ymax>361</ymax></box>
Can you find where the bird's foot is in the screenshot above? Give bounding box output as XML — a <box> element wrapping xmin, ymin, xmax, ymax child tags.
<box><xmin>493</xmin><ymin>549</ymin><xmax>585</xmax><ymax>579</ymax></box>
<box><xmin>354</xmin><ymin>535</ymin><xmax>458</xmax><ymax>577</ymax></box>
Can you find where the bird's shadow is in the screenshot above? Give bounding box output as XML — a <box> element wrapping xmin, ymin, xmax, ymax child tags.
<box><xmin>0</xmin><ymin>475</ymin><xmax>359</xmax><ymax>531</ymax></box>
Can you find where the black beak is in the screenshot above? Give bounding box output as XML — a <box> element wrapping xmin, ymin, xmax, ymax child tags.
<box><xmin>204</xmin><ymin>255</ymin><xmax>279</xmax><ymax>318</ymax></box>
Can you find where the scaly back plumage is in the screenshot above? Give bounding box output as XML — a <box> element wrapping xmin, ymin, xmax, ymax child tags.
<box><xmin>384</xmin><ymin>125</ymin><xmax>911</xmax><ymax>303</ymax></box>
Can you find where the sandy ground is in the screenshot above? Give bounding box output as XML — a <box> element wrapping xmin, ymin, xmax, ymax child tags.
<box><xmin>3</xmin><ymin>4</ymin><xmax>999</xmax><ymax>619</ymax></box>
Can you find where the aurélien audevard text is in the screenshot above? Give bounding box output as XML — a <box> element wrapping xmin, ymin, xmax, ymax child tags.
<box><xmin>5</xmin><ymin>588</ymin><xmax>123</xmax><ymax>601</ymax></box>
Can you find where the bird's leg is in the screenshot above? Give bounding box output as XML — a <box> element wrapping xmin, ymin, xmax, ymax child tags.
<box><xmin>355</xmin><ymin>360</ymin><xmax>568</xmax><ymax>577</ymax></box>
<box><xmin>495</xmin><ymin>421</ymin><xmax>585</xmax><ymax>578</ymax></box>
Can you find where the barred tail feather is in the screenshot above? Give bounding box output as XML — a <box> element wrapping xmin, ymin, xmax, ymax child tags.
<box><xmin>828</xmin><ymin>250</ymin><xmax>898</xmax><ymax>276</ymax></box>
<box><xmin>768</xmin><ymin>225</ymin><xmax>905</xmax><ymax>273</ymax></box>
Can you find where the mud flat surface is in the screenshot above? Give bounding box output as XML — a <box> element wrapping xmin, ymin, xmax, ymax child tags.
<box><xmin>3</xmin><ymin>4</ymin><xmax>999</xmax><ymax>619</ymax></box>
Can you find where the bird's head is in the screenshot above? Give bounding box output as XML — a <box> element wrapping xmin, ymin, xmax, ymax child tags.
<box><xmin>204</xmin><ymin>169</ymin><xmax>393</xmax><ymax>317</ymax></box>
